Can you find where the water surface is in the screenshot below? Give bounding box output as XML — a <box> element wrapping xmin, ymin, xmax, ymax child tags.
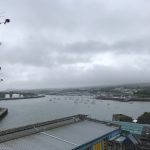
<box><xmin>0</xmin><ymin>95</ymin><xmax>149</xmax><ymax>130</ymax></box>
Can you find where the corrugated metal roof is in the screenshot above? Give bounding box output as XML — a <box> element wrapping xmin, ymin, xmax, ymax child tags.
<box><xmin>0</xmin><ymin>120</ymin><xmax>118</xmax><ymax>150</ymax></box>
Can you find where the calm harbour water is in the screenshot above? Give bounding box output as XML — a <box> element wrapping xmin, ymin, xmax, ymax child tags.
<box><xmin>0</xmin><ymin>95</ymin><xmax>150</xmax><ymax>130</ymax></box>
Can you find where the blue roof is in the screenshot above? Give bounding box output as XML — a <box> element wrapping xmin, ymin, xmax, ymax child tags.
<box><xmin>111</xmin><ymin>121</ymin><xmax>145</xmax><ymax>135</ymax></box>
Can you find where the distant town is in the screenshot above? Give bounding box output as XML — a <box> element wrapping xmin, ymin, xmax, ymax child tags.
<box><xmin>1</xmin><ymin>83</ymin><xmax>150</xmax><ymax>102</ymax></box>
<box><xmin>95</xmin><ymin>84</ymin><xmax>150</xmax><ymax>102</ymax></box>
<box><xmin>28</xmin><ymin>83</ymin><xmax>150</xmax><ymax>102</ymax></box>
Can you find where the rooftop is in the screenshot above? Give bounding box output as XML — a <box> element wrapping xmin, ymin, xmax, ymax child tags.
<box><xmin>0</xmin><ymin>115</ymin><xmax>119</xmax><ymax>150</ymax></box>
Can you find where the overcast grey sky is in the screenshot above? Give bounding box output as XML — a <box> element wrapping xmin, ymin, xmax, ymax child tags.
<box><xmin>0</xmin><ymin>0</ymin><xmax>150</xmax><ymax>89</ymax></box>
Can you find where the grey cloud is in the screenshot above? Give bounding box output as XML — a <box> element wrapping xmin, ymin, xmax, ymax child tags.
<box><xmin>112</xmin><ymin>38</ymin><xmax>150</xmax><ymax>54</ymax></box>
<box><xmin>1</xmin><ymin>0</ymin><xmax>150</xmax><ymax>88</ymax></box>
<box><xmin>2</xmin><ymin>64</ymin><xmax>150</xmax><ymax>89</ymax></box>
<box><xmin>1</xmin><ymin>36</ymin><xmax>150</xmax><ymax>68</ymax></box>
<box><xmin>63</xmin><ymin>37</ymin><xmax>150</xmax><ymax>55</ymax></box>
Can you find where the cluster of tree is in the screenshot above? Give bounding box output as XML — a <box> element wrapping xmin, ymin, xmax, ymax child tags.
<box><xmin>113</xmin><ymin>112</ymin><xmax>150</xmax><ymax>124</ymax></box>
<box><xmin>137</xmin><ymin>112</ymin><xmax>150</xmax><ymax>124</ymax></box>
<box><xmin>135</xmin><ymin>88</ymin><xmax>150</xmax><ymax>98</ymax></box>
<box><xmin>113</xmin><ymin>114</ymin><xmax>133</xmax><ymax>122</ymax></box>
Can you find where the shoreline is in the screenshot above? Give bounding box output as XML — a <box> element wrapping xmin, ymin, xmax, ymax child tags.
<box><xmin>96</xmin><ymin>96</ymin><xmax>150</xmax><ymax>102</ymax></box>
